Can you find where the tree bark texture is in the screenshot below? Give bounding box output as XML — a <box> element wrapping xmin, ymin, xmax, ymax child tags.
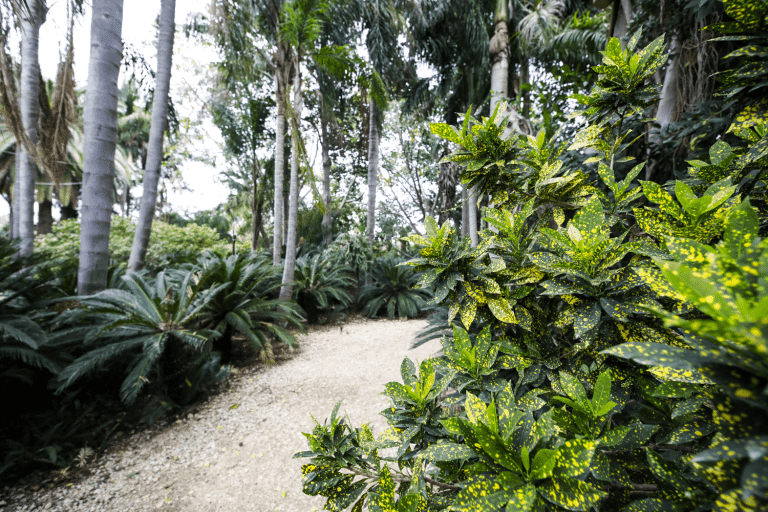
<box><xmin>461</xmin><ymin>185</ymin><xmax>469</xmax><ymax>238</ymax></box>
<box><xmin>17</xmin><ymin>0</ymin><xmax>41</xmax><ymax>255</ymax></box>
<box><xmin>272</xmin><ymin>64</ymin><xmax>287</xmax><ymax>265</ymax></box>
<box><xmin>320</xmin><ymin>92</ymin><xmax>332</xmax><ymax>245</ymax></box>
<box><xmin>468</xmin><ymin>186</ymin><xmax>479</xmax><ymax>247</ymax></box>
<box><xmin>656</xmin><ymin>36</ymin><xmax>680</xmax><ymax>131</ymax></box>
<box><xmin>128</xmin><ymin>0</ymin><xmax>176</xmax><ymax>272</ymax></box>
<box><xmin>611</xmin><ymin>0</ymin><xmax>633</xmax><ymax>40</ymax></box>
<box><xmin>78</xmin><ymin>0</ymin><xmax>124</xmax><ymax>295</ymax></box>
<box><xmin>489</xmin><ymin>0</ymin><xmax>509</xmax><ymax>114</ymax></box>
<box><xmin>279</xmin><ymin>62</ymin><xmax>302</xmax><ymax>301</ymax></box>
<box><xmin>365</xmin><ymin>100</ymin><xmax>379</xmax><ymax>286</ymax></box>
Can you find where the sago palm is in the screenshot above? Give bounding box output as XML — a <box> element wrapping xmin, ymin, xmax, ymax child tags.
<box><xmin>358</xmin><ymin>256</ymin><xmax>431</xmax><ymax>320</ymax></box>
<box><xmin>293</xmin><ymin>253</ymin><xmax>354</xmax><ymax>324</ymax></box>
<box><xmin>196</xmin><ymin>252</ymin><xmax>304</xmax><ymax>363</ymax></box>
<box><xmin>55</xmin><ymin>271</ymin><xmax>215</xmax><ymax>404</ymax></box>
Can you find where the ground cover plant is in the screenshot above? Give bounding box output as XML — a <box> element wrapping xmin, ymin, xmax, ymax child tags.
<box><xmin>296</xmin><ymin>19</ymin><xmax>768</xmax><ymax>512</ymax></box>
<box><xmin>0</xmin><ymin>245</ymin><xmax>306</xmax><ymax>480</ymax></box>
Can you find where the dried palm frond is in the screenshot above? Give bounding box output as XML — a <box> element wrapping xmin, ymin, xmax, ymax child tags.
<box><xmin>37</xmin><ymin>11</ymin><xmax>76</xmax><ymax>187</ymax></box>
<box><xmin>0</xmin><ymin>18</ymin><xmax>32</xmax><ymax>156</ymax></box>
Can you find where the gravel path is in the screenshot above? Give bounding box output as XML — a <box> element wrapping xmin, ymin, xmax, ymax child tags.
<box><xmin>1</xmin><ymin>317</ymin><xmax>438</xmax><ymax>512</ymax></box>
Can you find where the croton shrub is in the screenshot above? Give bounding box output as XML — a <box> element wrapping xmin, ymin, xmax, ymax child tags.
<box><xmin>296</xmin><ymin>15</ymin><xmax>768</xmax><ymax>512</ymax></box>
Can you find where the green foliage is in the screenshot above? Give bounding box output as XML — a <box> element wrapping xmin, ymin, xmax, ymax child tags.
<box><xmin>293</xmin><ymin>253</ymin><xmax>354</xmax><ymax>324</ymax></box>
<box><xmin>195</xmin><ymin>251</ymin><xmax>304</xmax><ymax>362</ymax></box>
<box><xmin>56</xmin><ymin>271</ymin><xmax>217</xmax><ymax>405</ymax></box>
<box><xmin>709</xmin><ymin>0</ymin><xmax>768</xmax><ymax>132</ymax></box>
<box><xmin>0</xmin><ymin>239</ymin><xmax>64</xmax><ymax>380</ymax></box>
<box><xmin>572</xmin><ymin>30</ymin><xmax>666</xmax><ymax>126</ymax></box>
<box><xmin>35</xmin><ymin>217</ymin><xmax>230</xmax><ymax>272</ymax></box>
<box><xmin>296</xmin><ymin>30</ymin><xmax>768</xmax><ymax>512</ymax></box>
<box><xmin>358</xmin><ymin>257</ymin><xmax>430</xmax><ymax>320</ymax></box>
<box><xmin>432</xmin><ymin>106</ymin><xmax>593</xmax><ymax>210</ymax></box>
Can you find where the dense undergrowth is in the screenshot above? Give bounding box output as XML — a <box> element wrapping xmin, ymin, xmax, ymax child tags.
<box><xmin>1</xmin><ymin>214</ymin><xmax>432</xmax><ymax>483</ymax></box>
<box><xmin>296</xmin><ymin>8</ymin><xmax>768</xmax><ymax>512</ymax></box>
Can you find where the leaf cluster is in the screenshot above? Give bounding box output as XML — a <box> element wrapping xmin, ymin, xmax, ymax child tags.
<box><xmin>297</xmin><ymin>28</ymin><xmax>768</xmax><ymax>512</ymax></box>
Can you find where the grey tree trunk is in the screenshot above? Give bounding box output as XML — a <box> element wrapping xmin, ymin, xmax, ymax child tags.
<box><xmin>656</xmin><ymin>36</ymin><xmax>680</xmax><ymax>130</ymax></box>
<box><xmin>365</xmin><ymin>100</ymin><xmax>379</xmax><ymax>286</ymax></box>
<box><xmin>461</xmin><ymin>185</ymin><xmax>469</xmax><ymax>238</ymax></box>
<box><xmin>468</xmin><ymin>187</ymin><xmax>478</xmax><ymax>247</ymax></box>
<box><xmin>77</xmin><ymin>0</ymin><xmax>124</xmax><ymax>295</ymax></box>
<box><xmin>489</xmin><ymin>0</ymin><xmax>509</xmax><ymax>114</ymax></box>
<box><xmin>279</xmin><ymin>61</ymin><xmax>302</xmax><ymax>301</ymax></box>
<box><xmin>320</xmin><ymin>93</ymin><xmax>332</xmax><ymax>245</ymax></box>
<box><xmin>17</xmin><ymin>0</ymin><xmax>41</xmax><ymax>255</ymax></box>
<box><xmin>272</xmin><ymin>71</ymin><xmax>287</xmax><ymax>265</ymax></box>
<box><xmin>128</xmin><ymin>0</ymin><xmax>176</xmax><ymax>272</ymax></box>
<box><xmin>251</xmin><ymin>164</ymin><xmax>261</xmax><ymax>251</ymax></box>
<box><xmin>11</xmin><ymin>156</ymin><xmax>19</xmax><ymax>238</ymax></box>
<box><xmin>611</xmin><ymin>0</ymin><xmax>633</xmax><ymax>41</ymax></box>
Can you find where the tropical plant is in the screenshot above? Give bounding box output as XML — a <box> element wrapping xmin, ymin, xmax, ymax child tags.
<box><xmin>56</xmin><ymin>271</ymin><xmax>216</xmax><ymax>405</ymax></box>
<box><xmin>77</xmin><ymin>0</ymin><xmax>125</xmax><ymax>294</ymax></box>
<box><xmin>0</xmin><ymin>238</ymin><xmax>64</xmax><ymax>382</ymax></box>
<box><xmin>292</xmin><ymin>253</ymin><xmax>354</xmax><ymax>324</ymax></box>
<box><xmin>295</xmin><ymin>28</ymin><xmax>768</xmax><ymax>512</ymax></box>
<box><xmin>358</xmin><ymin>256</ymin><xmax>430</xmax><ymax>320</ymax></box>
<box><xmin>195</xmin><ymin>251</ymin><xmax>304</xmax><ymax>363</ymax></box>
<box><xmin>128</xmin><ymin>0</ymin><xmax>177</xmax><ymax>271</ymax></box>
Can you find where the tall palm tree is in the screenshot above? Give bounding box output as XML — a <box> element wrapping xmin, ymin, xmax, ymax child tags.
<box><xmin>128</xmin><ymin>0</ymin><xmax>177</xmax><ymax>272</ymax></box>
<box><xmin>248</xmin><ymin>0</ymin><xmax>292</xmax><ymax>265</ymax></box>
<box><xmin>15</xmin><ymin>0</ymin><xmax>41</xmax><ymax>255</ymax></box>
<box><xmin>277</xmin><ymin>0</ymin><xmax>328</xmax><ymax>300</ymax></box>
<box><xmin>77</xmin><ymin>0</ymin><xmax>124</xmax><ymax>295</ymax></box>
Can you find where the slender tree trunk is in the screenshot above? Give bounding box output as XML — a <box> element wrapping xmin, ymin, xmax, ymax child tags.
<box><xmin>320</xmin><ymin>92</ymin><xmax>332</xmax><ymax>245</ymax></box>
<box><xmin>521</xmin><ymin>60</ymin><xmax>530</xmax><ymax>120</ymax></box>
<box><xmin>610</xmin><ymin>0</ymin><xmax>634</xmax><ymax>41</ymax></box>
<box><xmin>17</xmin><ymin>0</ymin><xmax>41</xmax><ymax>255</ymax></box>
<box><xmin>252</xmin><ymin>175</ymin><xmax>266</xmax><ymax>249</ymax></box>
<box><xmin>128</xmin><ymin>0</ymin><xmax>176</xmax><ymax>272</ymax></box>
<box><xmin>279</xmin><ymin>60</ymin><xmax>302</xmax><ymax>301</ymax></box>
<box><xmin>468</xmin><ymin>187</ymin><xmax>478</xmax><ymax>247</ymax></box>
<box><xmin>365</xmin><ymin>100</ymin><xmax>379</xmax><ymax>286</ymax></box>
<box><xmin>489</xmin><ymin>0</ymin><xmax>509</xmax><ymax>114</ymax></box>
<box><xmin>251</xmin><ymin>167</ymin><xmax>258</xmax><ymax>251</ymax></box>
<box><xmin>77</xmin><ymin>0</ymin><xmax>124</xmax><ymax>295</ymax></box>
<box><xmin>461</xmin><ymin>185</ymin><xmax>469</xmax><ymax>238</ymax></box>
<box><xmin>272</xmin><ymin>70</ymin><xmax>287</xmax><ymax>265</ymax></box>
<box><xmin>37</xmin><ymin>197</ymin><xmax>52</xmax><ymax>234</ymax></box>
<box><xmin>11</xmin><ymin>156</ymin><xmax>19</xmax><ymax>238</ymax></box>
<box><xmin>656</xmin><ymin>36</ymin><xmax>680</xmax><ymax>130</ymax></box>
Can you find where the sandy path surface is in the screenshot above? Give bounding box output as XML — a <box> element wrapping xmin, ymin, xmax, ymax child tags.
<box><xmin>3</xmin><ymin>317</ymin><xmax>438</xmax><ymax>512</ymax></box>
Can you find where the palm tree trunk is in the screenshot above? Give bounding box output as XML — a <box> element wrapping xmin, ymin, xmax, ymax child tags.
<box><xmin>489</xmin><ymin>0</ymin><xmax>509</xmax><ymax>114</ymax></box>
<box><xmin>320</xmin><ymin>92</ymin><xmax>332</xmax><ymax>245</ymax></box>
<box><xmin>365</xmin><ymin>100</ymin><xmax>379</xmax><ymax>286</ymax></box>
<box><xmin>468</xmin><ymin>186</ymin><xmax>478</xmax><ymax>247</ymax></box>
<box><xmin>37</xmin><ymin>197</ymin><xmax>52</xmax><ymax>234</ymax></box>
<box><xmin>251</xmin><ymin>162</ymin><xmax>261</xmax><ymax>251</ymax></box>
<box><xmin>11</xmin><ymin>157</ymin><xmax>19</xmax><ymax>238</ymax></box>
<box><xmin>252</xmin><ymin>174</ymin><xmax>266</xmax><ymax>249</ymax></box>
<box><xmin>461</xmin><ymin>185</ymin><xmax>469</xmax><ymax>238</ymax></box>
<box><xmin>279</xmin><ymin>59</ymin><xmax>302</xmax><ymax>301</ymax></box>
<box><xmin>128</xmin><ymin>0</ymin><xmax>176</xmax><ymax>272</ymax></box>
<box><xmin>273</xmin><ymin>70</ymin><xmax>287</xmax><ymax>265</ymax></box>
<box><xmin>521</xmin><ymin>60</ymin><xmax>530</xmax><ymax>120</ymax></box>
<box><xmin>17</xmin><ymin>0</ymin><xmax>41</xmax><ymax>255</ymax></box>
<box><xmin>77</xmin><ymin>0</ymin><xmax>124</xmax><ymax>295</ymax></box>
